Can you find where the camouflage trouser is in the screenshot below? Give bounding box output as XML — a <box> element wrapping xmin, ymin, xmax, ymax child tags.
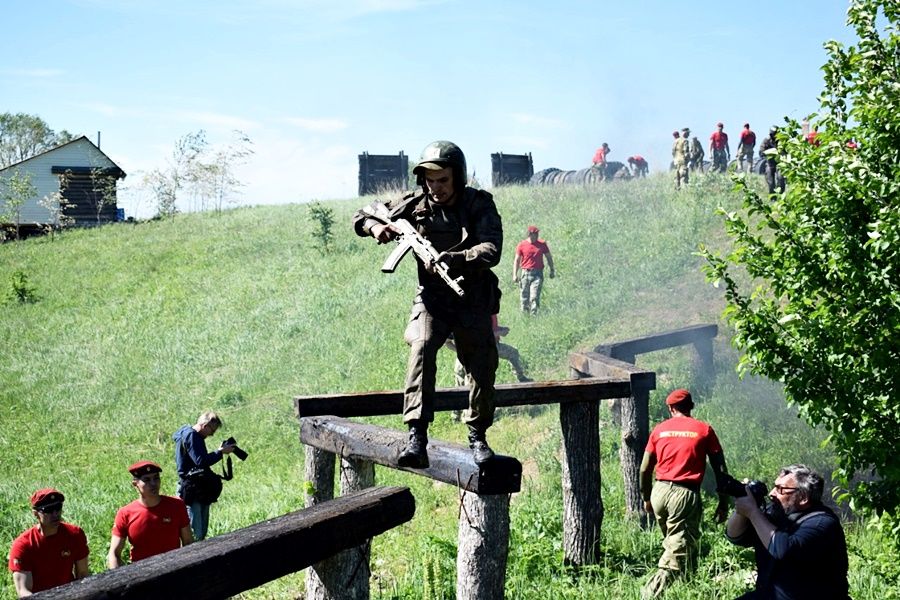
<box><xmin>674</xmin><ymin>162</ymin><xmax>689</xmax><ymax>189</ymax></box>
<box><xmin>403</xmin><ymin>302</ymin><xmax>497</xmax><ymax>429</ymax></box>
<box><xmin>712</xmin><ymin>149</ymin><xmax>728</xmax><ymax>173</ymax></box>
<box><xmin>738</xmin><ymin>147</ymin><xmax>754</xmax><ymax>173</ymax></box>
<box><xmin>519</xmin><ymin>269</ymin><xmax>544</xmax><ymax>314</ymax></box>
<box><xmin>765</xmin><ymin>163</ymin><xmax>785</xmax><ymax>194</ymax></box>
<box><xmin>454</xmin><ymin>342</ymin><xmax>528</xmax><ymax>386</ymax></box>
<box><xmin>641</xmin><ymin>481</ymin><xmax>702</xmax><ymax>599</ymax></box>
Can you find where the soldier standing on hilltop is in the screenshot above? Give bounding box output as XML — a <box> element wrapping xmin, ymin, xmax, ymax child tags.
<box><xmin>689</xmin><ymin>136</ymin><xmax>705</xmax><ymax>173</ymax></box>
<box><xmin>353</xmin><ymin>140</ymin><xmax>503</xmax><ymax>467</ymax></box>
<box><xmin>737</xmin><ymin>123</ymin><xmax>757</xmax><ymax>174</ymax></box>
<box><xmin>672</xmin><ymin>128</ymin><xmax>691</xmax><ymax>190</ymax></box>
<box><xmin>709</xmin><ymin>122</ymin><xmax>730</xmax><ymax>173</ymax></box>
<box><xmin>760</xmin><ymin>126</ymin><xmax>786</xmax><ymax>194</ymax></box>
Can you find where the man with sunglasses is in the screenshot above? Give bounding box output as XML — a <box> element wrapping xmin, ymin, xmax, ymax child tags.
<box><xmin>8</xmin><ymin>488</ymin><xmax>89</xmax><ymax>596</ymax></box>
<box><xmin>107</xmin><ymin>461</ymin><xmax>193</xmax><ymax>568</ymax></box>
<box><xmin>726</xmin><ymin>464</ymin><xmax>850</xmax><ymax>599</ymax></box>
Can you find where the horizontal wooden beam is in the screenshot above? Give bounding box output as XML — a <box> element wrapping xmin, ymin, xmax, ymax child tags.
<box><xmin>300</xmin><ymin>416</ymin><xmax>521</xmax><ymax>495</ymax></box>
<box><xmin>593</xmin><ymin>324</ymin><xmax>718</xmax><ymax>360</ymax></box>
<box><xmin>295</xmin><ymin>377</ymin><xmax>632</xmax><ymax>419</ymax></box>
<box><xmin>38</xmin><ymin>486</ymin><xmax>414</xmax><ymax>600</ymax></box>
<box><xmin>568</xmin><ymin>352</ymin><xmax>656</xmax><ymax>391</ymax></box>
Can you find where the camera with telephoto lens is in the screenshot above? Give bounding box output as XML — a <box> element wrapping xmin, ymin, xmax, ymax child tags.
<box><xmin>718</xmin><ymin>474</ymin><xmax>768</xmax><ymax>507</ymax></box>
<box><xmin>223</xmin><ymin>437</ymin><xmax>248</xmax><ymax>461</ymax></box>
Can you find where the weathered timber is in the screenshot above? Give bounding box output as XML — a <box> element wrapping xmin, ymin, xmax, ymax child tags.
<box><xmin>457</xmin><ymin>493</ymin><xmax>510</xmax><ymax>600</ymax></box>
<box><xmin>569</xmin><ymin>351</ymin><xmax>656</xmax><ymax>520</ymax></box>
<box><xmin>560</xmin><ymin>397</ymin><xmax>602</xmax><ymax>566</ymax></box>
<box><xmin>38</xmin><ymin>487</ymin><xmax>415</xmax><ymax>600</ymax></box>
<box><xmin>593</xmin><ymin>324</ymin><xmax>718</xmax><ymax>360</ymax></box>
<box><xmin>295</xmin><ymin>377</ymin><xmax>632</xmax><ymax>418</ymax></box>
<box><xmin>307</xmin><ymin>457</ymin><xmax>376</xmax><ymax>600</ymax></box>
<box><xmin>300</xmin><ymin>416</ymin><xmax>521</xmax><ymax>495</ymax></box>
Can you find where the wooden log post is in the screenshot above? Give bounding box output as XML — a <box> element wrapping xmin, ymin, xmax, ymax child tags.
<box><xmin>298</xmin><ymin>416</ymin><xmax>521</xmax><ymax>599</ymax></box>
<box><xmin>457</xmin><ymin>492</ymin><xmax>510</xmax><ymax>600</ymax></box>
<box><xmin>39</xmin><ymin>487</ymin><xmax>415</xmax><ymax>600</ymax></box>
<box><xmin>570</xmin><ymin>352</ymin><xmax>656</xmax><ymax>521</ymax></box>
<box><xmin>560</xmin><ymin>375</ymin><xmax>602</xmax><ymax>566</ymax></box>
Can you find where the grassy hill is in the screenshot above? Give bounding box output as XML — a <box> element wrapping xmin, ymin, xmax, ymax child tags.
<box><xmin>1</xmin><ymin>173</ymin><xmax>896</xmax><ymax>598</ymax></box>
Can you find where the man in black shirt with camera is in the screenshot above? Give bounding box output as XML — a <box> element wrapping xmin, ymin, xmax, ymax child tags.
<box><xmin>173</xmin><ymin>411</ymin><xmax>237</xmax><ymax>541</ymax></box>
<box><xmin>726</xmin><ymin>464</ymin><xmax>849</xmax><ymax>599</ymax></box>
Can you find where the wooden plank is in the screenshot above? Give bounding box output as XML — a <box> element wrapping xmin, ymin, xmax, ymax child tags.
<box><xmin>592</xmin><ymin>324</ymin><xmax>717</xmax><ymax>359</ymax></box>
<box><xmin>568</xmin><ymin>352</ymin><xmax>656</xmax><ymax>391</ymax></box>
<box><xmin>300</xmin><ymin>416</ymin><xmax>522</xmax><ymax>495</ymax></box>
<box><xmin>295</xmin><ymin>377</ymin><xmax>632</xmax><ymax>418</ymax></box>
<box><xmin>37</xmin><ymin>487</ymin><xmax>415</xmax><ymax>600</ymax></box>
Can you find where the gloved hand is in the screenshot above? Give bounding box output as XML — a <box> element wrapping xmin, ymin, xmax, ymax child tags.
<box><xmin>436</xmin><ymin>251</ymin><xmax>466</xmax><ymax>269</ymax></box>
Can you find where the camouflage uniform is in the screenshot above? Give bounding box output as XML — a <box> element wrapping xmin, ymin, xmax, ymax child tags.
<box><xmin>672</xmin><ymin>133</ymin><xmax>690</xmax><ymax>190</ymax></box>
<box><xmin>760</xmin><ymin>130</ymin><xmax>785</xmax><ymax>194</ymax></box>
<box><xmin>689</xmin><ymin>137</ymin><xmax>704</xmax><ymax>172</ymax></box>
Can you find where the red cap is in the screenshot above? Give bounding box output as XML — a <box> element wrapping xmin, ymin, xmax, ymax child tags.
<box><xmin>665</xmin><ymin>388</ymin><xmax>692</xmax><ymax>406</ymax></box>
<box><xmin>128</xmin><ymin>461</ymin><xmax>162</xmax><ymax>477</ymax></box>
<box><xmin>31</xmin><ymin>488</ymin><xmax>65</xmax><ymax>509</ymax></box>
<box><xmin>527</xmin><ymin>225</ymin><xmax>539</xmax><ymax>234</ymax></box>
<box><xmin>717</xmin><ymin>122</ymin><xmax>724</xmax><ymax>128</ymax></box>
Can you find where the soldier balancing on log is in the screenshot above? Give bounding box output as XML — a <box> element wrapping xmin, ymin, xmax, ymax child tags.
<box><xmin>353</xmin><ymin>140</ymin><xmax>504</xmax><ymax>467</ymax></box>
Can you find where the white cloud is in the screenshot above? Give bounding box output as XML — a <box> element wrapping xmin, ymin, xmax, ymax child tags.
<box><xmin>284</xmin><ymin>117</ymin><xmax>350</xmax><ymax>133</ymax></box>
<box><xmin>174</xmin><ymin>110</ymin><xmax>260</xmax><ymax>132</ymax></box>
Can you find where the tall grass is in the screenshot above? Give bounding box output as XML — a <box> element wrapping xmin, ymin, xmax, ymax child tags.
<box><xmin>1</xmin><ymin>172</ymin><xmax>897</xmax><ymax>598</ymax></box>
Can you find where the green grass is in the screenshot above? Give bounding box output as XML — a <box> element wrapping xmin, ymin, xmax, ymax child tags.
<box><xmin>1</xmin><ymin>171</ymin><xmax>897</xmax><ymax>598</ymax></box>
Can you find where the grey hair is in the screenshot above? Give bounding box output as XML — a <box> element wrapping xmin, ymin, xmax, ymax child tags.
<box><xmin>780</xmin><ymin>464</ymin><xmax>823</xmax><ymax>503</ymax></box>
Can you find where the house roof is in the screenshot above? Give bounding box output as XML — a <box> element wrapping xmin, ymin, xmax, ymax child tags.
<box><xmin>0</xmin><ymin>135</ymin><xmax>127</xmax><ymax>179</ymax></box>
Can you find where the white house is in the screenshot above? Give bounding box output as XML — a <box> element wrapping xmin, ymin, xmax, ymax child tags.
<box><xmin>0</xmin><ymin>136</ymin><xmax>126</xmax><ymax>234</ymax></box>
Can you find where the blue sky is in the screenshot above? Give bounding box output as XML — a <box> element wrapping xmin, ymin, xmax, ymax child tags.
<box><xmin>2</xmin><ymin>0</ymin><xmax>855</xmax><ymax>217</ymax></box>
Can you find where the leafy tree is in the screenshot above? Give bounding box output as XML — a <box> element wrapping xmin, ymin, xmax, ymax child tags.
<box><xmin>701</xmin><ymin>0</ymin><xmax>900</xmax><ymax>517</ymax></box>
<box><xmin>0</xmin><ymin>112</ymin><xmax>74</xmax><ymax>168</ymax></box>
<box><xmin>307</xmin><ymin>201</ymin><xmax>335</xmax><ymax>254</ymax></box>
<box><xmin>37</xmin><ymin>172</ymin><xmax>75</xmax><ymax>239</ymax></box>
<box><xmin>0</xmin><ymin>169</ymin><xmax>38</xmax><ymax>240</ymax></box>
<box><xmin>143</xmin><ymin>130</ymin><xmax>207</xmax><ymax>219</ymax></box>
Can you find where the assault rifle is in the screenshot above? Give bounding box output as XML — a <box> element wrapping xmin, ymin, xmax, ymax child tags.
<box><xmin>361</xmin><ymin>201</ymin><xmax>465</xmax><ymax>298</ymax></box>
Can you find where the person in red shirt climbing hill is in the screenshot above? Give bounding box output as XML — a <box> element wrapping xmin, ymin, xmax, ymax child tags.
<box><xmin>639</xmin><ymin>389</ymin><xmax>731</xmax><ymax>599</ymax></box>
<box><xmin>513</xmin><ymin>225</ymin><xmax>555</xmax><ymax>315</ymax></box>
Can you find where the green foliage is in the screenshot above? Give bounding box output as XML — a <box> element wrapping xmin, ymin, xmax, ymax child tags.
<box><xmin>307</xmin><ymin>201</ymin><xmax>335</xmax><ymax>254</ymax></box>
<box><xmin>0</xmin><ymin>112</ymin><xmax>74</xmax><ymax>169</ymax></box>
<box><xmin>701</xmin><ymin>0</ymin><xmax>900</xmax><ymax>517</ymax></box>
<box><xmin>5</xmin><ymin>269</ymin><xmax>39</xmax><ymax>304</ymax></box>
<box><xmin>0</xmin><ymin>169</ymin><xmax>38</xmax><ymax>240</ymax></box>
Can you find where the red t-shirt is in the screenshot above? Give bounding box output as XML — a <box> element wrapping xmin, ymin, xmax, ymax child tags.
<box><xmin>515</xmin><ymin>239</ymin><xmax>551</xmax><ymax>270</ymax></box>
<box><xmin>806</xmin><ymin>131</ymin><xmax>820</xmax><ymax>146</ymax></box>
<box><xmin>8</xmin><ymin>523</ymin><xmax>88</xmax><ymax>593</ymax></box>
<box><xmin>629</xmin><ymin>155</ymin><xmax>647</xmax><ymax>167</ymax></box>
<box><xmin>739</xmin><ymin>129</ymin><xmax>756</xmax><ymax>147</ymax></box>
<box><xmin>112</xmin><ymin>496</ymin><xmax>190</xmax><ymax>562</ymax></box>
<box><xmin>710</xmin><ymin>131</ymin><xmax>729</xmax><ymax>150</ymax></box>
<box><xmin>592</xmin><ymin>147</ymin><xmax>608</xmax><ymax>165</ymax></box>
<box><xmin>645</xmin><ymin>416</ymin><xmax>722</xmax><ymax>486</ymax></box>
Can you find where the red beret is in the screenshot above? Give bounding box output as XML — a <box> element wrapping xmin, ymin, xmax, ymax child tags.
<box><xmin>527</xmin><ymin>225</ymin><xmax>539</xmax><ymax>234</ymax></box>
<box><xmin>665</xmin><ymin>388</ymin><xmax>693</xmax><ymax>406</ymax></box>
<box><xmin>129</xmin><ymin>461</ymin><xmax>162</xmax><ymax>477</ymax></box>
<box><xmin>717</xmin><ymin>122</ymin><xmax>724</xmax><ymax>128</ymax></box>
<box><xmin>31</xmin><ymin>488</ymin><xmax>65</xmax><ymax>509</ymax></box>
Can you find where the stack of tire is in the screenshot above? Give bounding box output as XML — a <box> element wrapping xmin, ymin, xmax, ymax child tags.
<box><xmin>530</xmin><ymin>161</ymin><xmax>629</xmax><ymax>186</ymax></box>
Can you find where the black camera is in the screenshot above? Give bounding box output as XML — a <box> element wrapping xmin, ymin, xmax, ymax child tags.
<box><xmin>223</xmin><ymin>437</ymin><xmax>248</xmax><ymax>461</ymax></box>
<box><xmin>718</xmin><ymin>474</ymin><xmax>768</xmax><ymax>507</ymax></box>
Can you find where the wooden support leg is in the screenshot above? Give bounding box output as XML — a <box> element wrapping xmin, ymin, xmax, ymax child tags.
<box><xmin>305</xmin><ymin>446</ymin><xmax>339</xmax><ymax>600</ymax></box>
<box><xmin>620</xmin><ymin>387</ymin><xmax>651</xmax><ymax>524</ymax></box>
<box><xmin>560</xmin><ymin>400</ymin><xmax>602</xmax><ymax>566</ymax></box>
<box><xmin>456</xmin><ymin>492</ymin><xmax>510</xmax><ymax>600</ymax></box>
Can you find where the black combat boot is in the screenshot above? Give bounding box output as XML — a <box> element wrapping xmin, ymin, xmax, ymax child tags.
<box><xmin>467</xmin><ymin>426</ymin><xmax>495</xmax><ymax>464</ymax></box>
<box><xmin>398</xmin><ymin>423</ymin><xmax>429</xmax><ymax>469</ymax></box>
